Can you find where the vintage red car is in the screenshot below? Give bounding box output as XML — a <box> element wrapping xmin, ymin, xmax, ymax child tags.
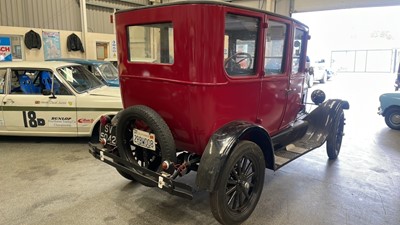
<box><xmin>89</xmin><ymin>1</ymin><xmax>349</xmax><ymax>224</ymax></box>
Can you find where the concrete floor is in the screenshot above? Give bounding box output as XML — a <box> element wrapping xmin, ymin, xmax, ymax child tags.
<box><xmin>0</xmin><ymin>73</ymin><xmax>399</xmax><ymax>225</ymax></box>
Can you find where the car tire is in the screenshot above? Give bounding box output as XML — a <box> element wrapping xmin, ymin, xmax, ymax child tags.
<box><xmin>210</xmin><ymin>141</ymin><xmax>265</xmax><ymax>225</ymax></box>
<box><xmin>90</xmin><ymin>122</ymin><xmax>100</xmax><ymax>143</ymax></box>
<box><xmin>384</xmin><ymin>108</ymin><xmax>400</xmax><ymax>130</ymax></box>
<box><xmin>326</xmin><ymin>109</ymin><xmax>345</xmax><ymax>159</ymax></box>
<box><xmin>116</xmin><ymin>105</ymin><xmax>176</xmax><ymax>187</ymax></box>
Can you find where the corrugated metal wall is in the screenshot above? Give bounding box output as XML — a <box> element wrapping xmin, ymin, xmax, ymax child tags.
<box><xmin>87</xmin><ymin>5</ymin><xmax>114</xmax><ymax>34</ymax></box>
<box><xmin>0</xmin><ymin>0</ymin><xmax>145</xmax><ymax>33</ymax></box>
<box><xmin>0</xmin><ymin>0</ymin><xmax>81</xmax><ymax>31</ymax></box>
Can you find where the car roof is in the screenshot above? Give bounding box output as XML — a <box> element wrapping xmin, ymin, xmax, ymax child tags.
<box><xmin>47</xmin><ymin>58</ymin><xmax>109</xmax><ymax>66</ymax></box>
<box><xmin>0</xmin><ymin>61</ymin><xmax>80</xmax><ymax>69</ymax></box>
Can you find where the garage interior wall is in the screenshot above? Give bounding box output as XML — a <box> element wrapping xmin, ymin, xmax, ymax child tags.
<box><xmin>0</xmin><ymin>0</ymin><xmax>143</xmax><ymax>61</ymax></box>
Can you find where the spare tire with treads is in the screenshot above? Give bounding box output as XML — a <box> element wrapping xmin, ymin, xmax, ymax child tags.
<box><xmin>116</xmin><ymin>105</ymin><xmax>176</xmax><ymax>187</ymax></box>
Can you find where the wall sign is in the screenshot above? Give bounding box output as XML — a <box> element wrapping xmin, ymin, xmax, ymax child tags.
<box><xmin>0</xmin><ymin>37</ymin><xmax>12</xmax><ymax>61</ymax></box>
<box><xmin>43</xmin><ymin>31</ymin><xmax>61</xmax><ymax>60</ymax></box>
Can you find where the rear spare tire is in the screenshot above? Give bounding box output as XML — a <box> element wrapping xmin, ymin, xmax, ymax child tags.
<box><xmin>116</xmin><ymin>105</ymin><xmax>176</xmax><ymax>187</ymax></box>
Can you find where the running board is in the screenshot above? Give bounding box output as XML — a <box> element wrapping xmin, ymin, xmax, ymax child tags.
<box><xmin>274</xmin><ymin>144</ymin><xmax>314</xmax><ymax>169</ymax></box>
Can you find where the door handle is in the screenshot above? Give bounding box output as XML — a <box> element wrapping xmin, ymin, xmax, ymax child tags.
<box><xmin>285</xmin><ymin>88</ymin><xmax>294</xmax><ymax>93</ymax></box>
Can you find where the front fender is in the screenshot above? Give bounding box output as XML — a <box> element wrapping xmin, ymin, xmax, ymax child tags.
<box><xmin>196</xmin><ymin>121</ymin><xmax>274</xmax><ymax>192</ymax></box>
<box><xmin>297</xmin><ymin>99</ymin><xmax>349</xmax><ymax>149</ymax></box>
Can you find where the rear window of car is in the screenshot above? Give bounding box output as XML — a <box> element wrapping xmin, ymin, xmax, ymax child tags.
<box><xmin>128</xmin><ymin>22</ymin><xmax>174</xmax><ymax>64</ymax></box>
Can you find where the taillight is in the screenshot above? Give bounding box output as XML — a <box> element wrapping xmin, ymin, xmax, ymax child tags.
<box><xmin>100</xmin><ymin>115</ymin><xmax>111</xmax><ymax>126</ymax></box>
<box><xmin>100</xmin><ymin>138</ymin><xmax>107</xmax><ymax>146</ymax></box>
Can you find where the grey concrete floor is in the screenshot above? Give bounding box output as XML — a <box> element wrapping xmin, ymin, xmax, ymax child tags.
<box><xmin>0</xmin><ymin>73</ymin><xmax>399</xmax><ymax>225</ymax></box>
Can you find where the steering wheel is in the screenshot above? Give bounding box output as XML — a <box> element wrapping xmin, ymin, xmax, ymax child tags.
<box><xmin>224</xmin><ymin>52</ymin><xmax>253</xmax><ymax>71</ymax></box>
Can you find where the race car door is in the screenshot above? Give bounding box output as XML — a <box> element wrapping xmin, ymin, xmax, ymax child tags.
<box><xmin>2</xmin><ymin>69</ymin><xmax>77</xmax><ymax>136</ymax></box>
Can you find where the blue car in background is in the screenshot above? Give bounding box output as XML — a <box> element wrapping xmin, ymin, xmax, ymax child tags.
<box><xmin>47</xmin><ymin>58</ymin><xmax>119</xmax><ymax>87</ymax></box>
<box><xmin>378</xmin><ymin>92</ymin><xmax>400</xmax><ymax>130</ymax></box>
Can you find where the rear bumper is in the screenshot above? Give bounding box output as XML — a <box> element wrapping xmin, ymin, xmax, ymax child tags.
<box><xmin>88</xmin><ymin>143</ymin><xmax>193</xmax><ymax>200</ymax></box>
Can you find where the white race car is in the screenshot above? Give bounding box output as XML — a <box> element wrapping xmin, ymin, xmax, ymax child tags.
<box><xmin>0</xmin><ymin>61</ymin><xmax>122</xmax><ymax>140</ymax></box>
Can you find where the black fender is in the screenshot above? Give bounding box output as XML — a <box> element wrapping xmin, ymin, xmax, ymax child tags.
<box><xmin>196</xmin><ymin>121</ymin><xmax>274</xmax><ymax>192</ymax></box>
<box><xmin>296</xmin><ymin>99</ymin><xmax>349</xmax><ymax>149</ymax></box>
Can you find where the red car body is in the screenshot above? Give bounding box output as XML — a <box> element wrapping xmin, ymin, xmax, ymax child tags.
<box><xmin>89</xmin><ymin>2</ymin><xmax>349</xmax><ymax>224</ymax></box>
<box><xmin>116</xmin><ymin>3</ymin><xmax>308</xmax><ymax>155</ymax></box>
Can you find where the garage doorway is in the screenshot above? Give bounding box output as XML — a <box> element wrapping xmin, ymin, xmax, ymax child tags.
<box><xmin>96</xmin><ymin>42</ymin><xmax>109</xmax><ymax>60</ymax></box>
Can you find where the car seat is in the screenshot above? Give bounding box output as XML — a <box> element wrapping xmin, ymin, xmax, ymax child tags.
<box><xmin>41</xmin><ymin>71</ymin><xmax>60</xmax><ymax>94</ymax></box>
<box><xmin>19</xmin><ymin>74</ymin><xmax>37</xmax><ymax>94</ymax></box>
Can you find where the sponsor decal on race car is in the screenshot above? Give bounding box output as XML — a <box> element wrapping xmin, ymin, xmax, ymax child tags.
<box><xmin>77</xmin><ymin>118</ymin><xmax>94</xmax><ymax>124</ymax></box>
<box><xmin>48</xmin><ymin>116</ymin><xmax>76</xmax><ymax>127</ymax></box>
<box><xmin>33</xmin><ymin>101</ymin><xmax>74</xmax><ymax>105</ymax></box>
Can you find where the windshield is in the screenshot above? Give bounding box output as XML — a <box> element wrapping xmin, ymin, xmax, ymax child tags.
<box><xmin>98</xmin><ymin>63</ymin><xmax>118</xmax><ymax>80</ymax></box>
<box><xmin>57</xmin><ymin>65</ymin><xmax>104</xmax><ymax>93</ymax></box>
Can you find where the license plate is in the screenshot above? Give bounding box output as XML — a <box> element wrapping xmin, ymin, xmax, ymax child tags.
<box><xmin>133</xmin><ymin>129</ymin><xmax>156</xmax><ymax>151</ymax></box>
<box><xmin>100</xmin><ymin>124</ymin><xmax>117</xmax><ymax>146</ymax></box>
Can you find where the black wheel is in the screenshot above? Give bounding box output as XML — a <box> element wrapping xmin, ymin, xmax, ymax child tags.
<box><xmin>210</xmin><ymin>141</ymin><xmax>265</xmax><ymax>225</ymax></box>
<box><xmin>113</xmin><ymin>150</ymin><xmax>136</xmax><ymax>181</ymax></box>
<box><xmin>327</xmin><ymin>109</ymin><xmax>345</xmax><ymax>159</ymax></box>
<box><xmin>116</xmin><ymin>105</ymin><xmax>176</xmax><ymax>187</ymax></box>
<box><xmin>90</xmin><ymin>122</ymin><xmax>100</xmax><ymax>143</ymax></box>
<box><xmin>384</xmin><ymin>108</ymin><xmax>400</xmax><ymax>130</ymax></box>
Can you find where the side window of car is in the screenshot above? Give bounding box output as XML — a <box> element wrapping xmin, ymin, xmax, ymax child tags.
<box><xmin>224</xmin><ymin>13</ymin><xmax>260</xmax><ymax>76</ymax></box>
<box><xmin>37</xmin><ymin>70</ymin><xmax>71</xmax><ymax>96</ymax></box>
<box><xmin>0</xmin><ymin>69</ymin><xmax>6</xmax><ymax>94</ymax></box>
<box><xmin>265</xmin><ymin>20</ymin><xmax>288</xmax><ymax>75</ymax></box>
<box><xmin>10</xmin><ymin>70</ymin><xmax>41</xmax><ymax>95</ymax></box>
<box><xmin>292</xmin><ymin>28</ymin><xmax>306</xmax><ymax>74</ymax></box>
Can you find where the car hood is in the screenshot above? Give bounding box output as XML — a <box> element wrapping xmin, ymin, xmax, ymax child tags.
<box><xmin>379</xmin><ymin>92</ymin><xmax>400</xmax><ymax>111</ymax></box>
<box><xmin>106</xmin><ymin>79</ymin><xmax>120</xmax><ymax>87</ymax></box>
<box><xmin>87</xmin><ymin>86</ymin><xmax>121</xmax><ymax>98</ymax></box>
<box><xmin>380</xmin><ymin>92</ymin><xmax>400</xmax><ymax>101</ymax></box>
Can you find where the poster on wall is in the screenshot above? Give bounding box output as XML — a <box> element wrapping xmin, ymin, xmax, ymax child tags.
<box><xmin>43</xmin><ymin>31</ymin><xmax>61</xmax><ymax>60</ymax></box>
<box><xmin>0</xmin><ymin>37</ymin><xmax>12</xmax><ymax>61</ymax></box>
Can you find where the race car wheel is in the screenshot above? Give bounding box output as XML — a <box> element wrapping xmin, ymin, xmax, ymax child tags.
<box><xmin>326</xmin><ymin>109</ymin><xmax>345</xmax><ymax>159</ymax></box>
<box><xmin>116</xmin><ymin>105</ymin><xmax>176</xmax><ymax>187</ymax></box>
<box><xmin>210</xmin><ymin>141</ymin><xmax>265</xmax><ymax>225</ymax></box>
<box><xmin>384</xmin><ymin>108</ymin><xmax>400</xmax><ymax>130</ymax></box>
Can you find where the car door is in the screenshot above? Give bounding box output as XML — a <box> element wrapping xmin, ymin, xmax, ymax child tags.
<box><xmin>0</xmin><ymin>68</ymin><xmax>7</xmax><ymax>132</ymax></box>
<box><xmin>2</xmin><ymin>68</ymin><xmax>77</xmax><ymax>136</ymax></box>
<box><xmin>280</xmin><ymin>26</ymin><xmax>308</xmax><ymax>129</ymax></box>
<box><xmin>257</xmin><ymin>17</ymin><xmax>291</xmax><ymax>135</ymax></box>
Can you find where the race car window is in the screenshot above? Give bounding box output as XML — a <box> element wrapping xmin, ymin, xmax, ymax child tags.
<box><xmin>128</xmin><ymin>23</ymin><xmax>174</xmax><ymax>64</ymax></box>
<box><xmin>0</xmin><ymin>69</ymin><xmax>6</xmax><ymax>94</ymax></box>
<box><xmin>9</xmin><ymin>70</ymin><xmax>41</xmax><ymax>95</ymax></box>
<box><xmin>9</xmin><ymin>69</ymin><xmax>71</xmax><ymax>95</ymax></box>
<box><xmin>57</xmin><ymin>65</ymin><xmax>104</xmax><ymax>93</ymax></box>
